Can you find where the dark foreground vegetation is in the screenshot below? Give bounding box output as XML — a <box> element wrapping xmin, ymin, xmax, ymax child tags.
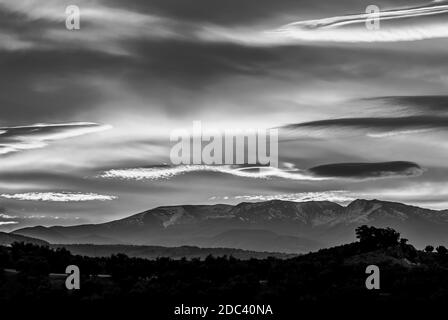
<box><xmin>1</xmin><ymin>225</ymin><xmax>448</xmax><ymax>316</ymax></box>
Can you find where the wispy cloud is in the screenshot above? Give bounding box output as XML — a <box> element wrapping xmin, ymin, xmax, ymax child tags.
<box><xmin>0</xmin><ymin>192</ymin><xmax>117</xmax><ymax>202</ymax></box>
<box><xmin>200</xmin><ymin>1</ymin><xmax>448</xmax><ymax>45</ymax></box>
<box><xmin>281</xmin><ymin>2</ymin><xmax>448</xmax><ymax>29</ymax></box>
<box><xmin>4</xmin><ymin>0</ymin><xmax>448</xmax><ymax>55</ymax></box>
<box><xmin>0</xmin><ymin>221</ymin><xmax>18</xmax><ymax>226</ymax></box>
<box><xmin>0</xmin><ymin>213</ymin><xmax>18</xmax><ymax>219</ymax></box>
<box><xmin>0</xmin><ymin>32</ymin><xmax>34</xmax><ymax>51</ymax></box>
<box><xmin>276</xmin><ymin>1</ymin><xmax>448</xmax><ymax>43</ymax></box>
<box><xmin>0</xmin><ymin>122</ymin><xmax>111</xmax><ymax>155</ymax></box>
<box><xmin>281</xmin><ymin>116</ymin><xmax>448</xmax><ymax>139</ymax></box>
<box><xmin>360</xmin><ymin>95</ymin><xmax>448</xmax><ymax>116</ymax></box>
<box><xmin>0</xmin><ymin>0</ymin><xmax>190</xmax><ymax>55</ymax></box>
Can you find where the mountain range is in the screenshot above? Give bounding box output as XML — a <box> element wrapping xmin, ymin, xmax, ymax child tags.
<box><xmin>0</xmin><ymin>231</ymin><xmax>49</xmax><ymax>246</ymax></box>
<box><xmin>11</xmin><ymin>199</ymin><xmax>448</xmax><ymax>253</ymax></box>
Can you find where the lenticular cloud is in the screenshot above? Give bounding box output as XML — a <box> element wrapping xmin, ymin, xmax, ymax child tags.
<box><xmin>100</xmin><ymin>165</ymin><xmax>326</xmax><ymax>181</ymax></box>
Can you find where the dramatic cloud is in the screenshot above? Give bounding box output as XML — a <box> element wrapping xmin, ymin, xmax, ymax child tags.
<box><xmin>0</xmin><ymin>192</ymin><xmax>117</xmax><ymax>202</ymax></box>
<box><xmin>1</xmin><ymin>0</ymin><xmax>448</xmax><ymax>230</ymax></box>
<box><xmin>307</xmin><ymin>161</ymin><xmax>424</xmax><ymax>179</ymax></box>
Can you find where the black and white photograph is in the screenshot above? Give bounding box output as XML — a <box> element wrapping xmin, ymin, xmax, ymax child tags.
<box><xmin>1</xmin><ymin>0</ymin><xmax>448</xmax><ymax>317</ymax></box>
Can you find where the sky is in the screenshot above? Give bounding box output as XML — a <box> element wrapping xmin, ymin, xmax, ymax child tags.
<box><xmin>1</xmin><ymin>0</ymin><xmax>448</xmax><ymax>230</ymax></box>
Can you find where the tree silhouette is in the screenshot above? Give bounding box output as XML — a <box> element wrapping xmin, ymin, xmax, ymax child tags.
<box><xmin>436</xmin><ymin>246</ymin><xmax>448</xmax><ymax>255</ymax></box>
<box><xmin>425</xmin><ymin>245</ymin><xmax>434</xmax><ymax>253</ymax></box>
<box><xmin>355</xmin><ymin>225</ymin><xmax>400</xmax><ymax>251</ymax></box>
